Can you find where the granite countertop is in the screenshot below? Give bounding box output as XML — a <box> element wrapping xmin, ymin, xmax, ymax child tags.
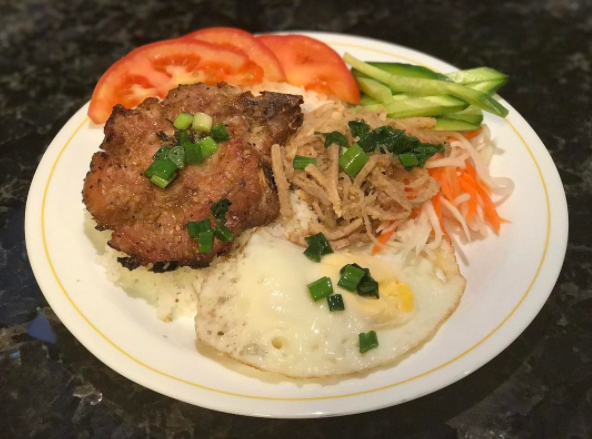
<box><xmin>1</xmin><ymin>0</ymin><xmax>591</xmax><ymax>437</ymax></box>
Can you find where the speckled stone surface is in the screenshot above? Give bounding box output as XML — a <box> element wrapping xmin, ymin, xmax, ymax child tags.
<box><xmin>1</xmin><ymin>0</ymin><xmax>591</xmax><ymax>437</ymax></box>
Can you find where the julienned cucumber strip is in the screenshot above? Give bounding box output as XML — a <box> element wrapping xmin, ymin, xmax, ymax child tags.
<box><xmin>344</xmin><ymin>53</ymin><xmax>509</xmax><ymax>118</ymax></box>
<box><xmin>444</xmin><ymin>113</ymin><xmax>484</xmax><ymax>125</ymax></box>
<box><xmin>468</xmin><ymin>78</ymin><xmax>508</xmax><ymax>95</ymax></box>
<box><xmin>355</xmin><ymin>76</ymin><xmax>393</xmax><ymax>104</ymax></box>
<box><xmin>360</xmin><ymin>93</ymin><xmax>472</xmax><ymax>119</ymax></box>
<box><xmin>360</xmin><ymin>94</ymin><xmax>381</xmax><ymax>106</ymax></box>
<box><xmin>360</xmin><ymin>91</ymin><xmax>468</xmax><ymax>118</ymax></box>
<box><xmin>358</xmin><ymin>67</ymin><xmax>507</xmax><ymax>96</ymax></box>
<box><xmin>361</xmin><ymin>93</ymin><xmax>482</xmax><ymax>122</ymax></box>
<box><xmin>445</xmin><ymin>67</ymin><xmax>508</xmax><ymax>84</ymax></box>
<box><xmin>444</xmin><ymin>105</ymin><xmax>484</xmax><ymax>124</ymax></box>
<box><xmin>433</xmin><ymin>118</ymin><xmax>482</xmax><ymax>131</ymax></box>
<box><xmin>367</xmin><ymin>62</ymin><xmax>450</xmax><ymax>81</ymax></box>
<box><xmin>356</xmin><ymin>74</ymin><xmax>430</xmax><ymax>104</ymax></box>
<box><xmin>384</xmin><ymin>95</ymin><xmax>468</xmax><ymax>118</ymax></box>
<box><xmin>446</xmin><ymin>105</ymin><xmax>483</xmax><ymax>116</ymax></box>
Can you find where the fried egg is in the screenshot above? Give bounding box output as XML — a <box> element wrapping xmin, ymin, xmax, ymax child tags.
<box><xmin>195</xmin><ymin>230</ymin><xmax>465</xmax><ymax>378</ymax></box>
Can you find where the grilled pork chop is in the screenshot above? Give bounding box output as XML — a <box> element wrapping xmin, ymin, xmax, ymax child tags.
<box><xmin>83</xmin><ymin>83</ymin><xmax>303</xmax><ymax>268</ymax></box>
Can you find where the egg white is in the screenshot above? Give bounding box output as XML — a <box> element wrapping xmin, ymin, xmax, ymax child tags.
<box><xmin>195</xmin><ymin>230</ymin><xmax>465</xmax><ymax>378</ymax></box>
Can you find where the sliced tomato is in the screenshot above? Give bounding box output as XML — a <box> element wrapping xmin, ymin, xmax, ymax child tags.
<box><xmin>258</xmin><ymin>35</ymin><xmax>360</xmax><ymax>104</ymax></box>
<box><xmin>88</xmin><ymin>39</ymin><xmax>263</xmax><ymax>124</ymax></box>
<box><xmin>185</xmin><ymin>27</ymin><xmax>286</xmax><ymax>82</ymax></box>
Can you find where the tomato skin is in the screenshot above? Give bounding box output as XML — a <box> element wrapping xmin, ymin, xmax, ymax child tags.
<box><xmin>88</xmin><ymin>39</ymin><xmax>262</xmax><ymax>124</ymax></box>
<box><xmin>258</xmin><ymin>35</ymin><xmax>360</xmax><ymax>104</ymax></box>
<box><xmin>185</xmin><ymin>27</ymin><xmax>286</xmax><ymax>82</ymax></box>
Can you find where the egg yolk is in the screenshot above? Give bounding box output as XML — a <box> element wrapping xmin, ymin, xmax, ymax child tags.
<box><xmin>380</xmin><ymin>280</ymin><xmax>414</xmax><ymax>314</ymax></box>
<box><xmin>351</xmin><ymin>279</ymin><xmax>415</xmax><ymax>326</ymax></box>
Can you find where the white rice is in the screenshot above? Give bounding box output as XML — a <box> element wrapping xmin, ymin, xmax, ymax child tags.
<box><xmin>86</xmin><ymin>214</ymin><xmax>201</xmax><ymax>322</ymax></box>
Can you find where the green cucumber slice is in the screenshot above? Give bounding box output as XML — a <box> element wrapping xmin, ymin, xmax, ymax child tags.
<box><xmin>468</xmin><ymin>78</ymin><xmax>508</xmax><ymax>95</ymax></box>
<box><xmin>444</xmin><ymin>105</ymin><xmax>484</xmax><ymax>124</ymax></box>
<box><xmin>360</xmin><ymin>94</ymin><xmax>381</xmax><ymax>106</ymax></box>
<box><xmin>444</xmin><ymin>113</ymin><xmax>484</xmax><ymax>125</ymax></box>
<box><xmin>385</xmin><ymin>95</ymin><xmax>468</xmax><ymax>118</ymax></box>
<box><xmin>367</xmin><ymin>62</ymin><xmax>450</xmax><ymax>81</ymax></box>
<box><xmin>344</xmin><ymin>53</ymin><xmax>508</xmax><ymax>118</ymax></box>
<box><xmin>445</xmin><ymin>67</ymin><xmax>508</xmax><ymax>84</ymax></box>
<box><xmin>433</xmin><ymin>118</ymin><xmax>482</xmax><ymax>131</ymax></box>
<box><xmin>355</xmin><ymin>76</ymin><xmax>393</xmax><ymax>104</ymax></box>
<box><xmin>358</xmin><ymin>95</ymin><xmax>385</xmax><ymax>112</ymax></box>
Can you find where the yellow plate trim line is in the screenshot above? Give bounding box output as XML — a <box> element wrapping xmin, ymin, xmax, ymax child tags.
<box><xmin>41</xmin><ymin>45</ymin><xmax>551</xmax><ymax>402</ymax></box>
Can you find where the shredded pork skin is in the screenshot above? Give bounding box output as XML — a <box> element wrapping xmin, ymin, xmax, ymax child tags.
<box><xmin>276</xmin><ymin>101</ymin><xmax>446</xmax><ymax>248</ymax></box>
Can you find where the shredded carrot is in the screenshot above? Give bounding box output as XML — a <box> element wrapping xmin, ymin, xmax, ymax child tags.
<box><xmin>459</xmin><ymin>174</ymin><xmax>478</xmax><ymax>222</ymax></box>
<box><xmin>445</xmin><ymin>166</ymin><xmax>462</xmax><ymax>200</ymax></box>
<box><xmin>428</xmin><ymin>167</ymin><xmax>440</xmax><ymax>180</ymax></box>
<box><xmin>464</xmin><ymin>160</ymin><xmax>491</xmax><ymax>194</ymax></box>
<box><xmin>371</xmin><ymin>206</ymin><xmax>423</xmax><ymax>255</ymax></box>
<box><xmin>405</xmin><ymin>135</ymin><xmax>508</xmax><ymax>244</ymax></box>
<box><xmin>433</xmin><ymin>167</ymin><xmax>454</xmax><ymax>203</ymax></box>
<box><xmin>463</xmin><ymin>128</ymin><xmax>483</xmax><ymax>140</ymax></box>
<box><xmin>448</xmin><ymin>127</ymin><xmax>483</xmax><ymax>143</ymax></box>
<box><xmin>431</xmin><ymin>195</ymin><xmax>447</xmax><ymax>236</ymax></box>
<box><xmin>478</xmin><ymin>179</ymin><xmax>492</xmax><ymax>195</ymax></box>
<box><xmin>463</xmin><ymin>174</ymin><xmax>502</xmax><ymax>234</ymax></box>
<box><xmin>372</xmin><ymin>228</ymin><xmax>395</xmax><ymax>255</ymax></box>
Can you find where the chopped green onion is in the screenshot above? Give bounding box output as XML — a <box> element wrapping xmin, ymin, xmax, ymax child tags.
<box><xmin>358</xmin><ymin>275</ymin><xmax>380</xmax><ymax>299</ymax></box>
<box><xmin>198</xmin><ymin>136</ymin><xmax>219</xmax><ymax>159</ymax></box>
<box><xmin>184</xmin><ymin>143</ymin><xmax>203</xmax><ymax>164</ymax></box>
<box><xmin>211</xmin><ymin>123</ymin><xmax>229</xmax><ymax>142</ymax></box>
<box><xmin>187</xmin><ymin>219</ymin><xmax>211</xmax><ymax>239</ymax></box>
<box><xmin>153</xmin><ymin>146</ymin><xmax>169</xmax><ymax>161</ymax></box>
<box><xmin>398</xmin><ymin>153</ymin><xmax>419</xmax><ymax>167</ymax></box>
<box><xmin>177</xmin><ymin>130</ymin><xmax>191</xmax><ymax>146</ymax></box>
<box><xmin>303</xmin><ymin>244</ymin><xmax>322</xmax><ymax>263</ymax></box>
<box><xmin>307</xmin><ymin>233</ymin><xmax>333</xmax><ymax>255</ymax></box>
<box><xmin>197</xmin><ymin>230</ymin><xmax>214</xmax><ymax>253</ymax></box>
<box><xmin>315</xmin><ymin>131</ymin><xmax>348</xmax><ymax>148</ymax></box>
<box><xmin>348</xmin><ymin>119</ymin><xmax>371</xmax><ymax>138</ymax></box>
<box><xmin>214</xmin><ymin>224</ymin><xmax>234</xmax><ymax>242</ymax></box>
<box><xmin>192</xmin><ymin>112</ymin><xmax>213</xmax><ymax>132</ymax></box>
<box><xmin>307</xmin><ymin>276</ymin><xmax>334</xmax><ymax>302</ymax></box>
<box><xmin>359</xmin><ymin>330</ymin><xmax>379</xmax><ymax>353</ymax></box>
<box><xmin>144</xmin><ymin>159</ymin><xmax>177</xmax><ymax>179</ymax></box>
<box><xmin>167</xmin><ymin>145</ymin><xmax>185</xmax><ymax>169</ymax></box>
<box><xmin>174</xmin><ymin>112</ymin><xmax>193</xmax><ymax>130</ymax></box>
<box><xmin>327</xmin><ymin>294</ymin><xmax>345</xmax><ymax>311</ymax></box>
<box><xmin>211</xmin><ymin>199</ymin><xmax>231</xmax><ymax>223</ymax></box>
<box><xmin>303</xmin><ymin>232</ymin><xmax>334</xmax><ymax>262</ymax></box>
<box><xmin>340</xmin><ymin>263</ymin><xmax>380</xmax><ymax>298</ymax></box>
<box><xmin>338</xmin><ymin>264</ymin><xmax>366</xmax><ymax>291</ymax></box>
<box><xmin>339</xmin><ymin>143</ymin><xmax>368</xmax><ymax>178</ymax></box>
<box><xmin>293</xmin><ymin>155</ymin><xmax>317</xmax><ymax>170</ymax></box>
<box><xmin>149</xmin><ymin>174</ymin><xmax>176</xmax><ymax>189</ymax></box>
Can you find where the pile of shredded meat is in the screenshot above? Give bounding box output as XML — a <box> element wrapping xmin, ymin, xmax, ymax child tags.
<box><xmin>271</xmin><ymin>101</ymin><xmax>449</xmax><ymax>249</ymax></box>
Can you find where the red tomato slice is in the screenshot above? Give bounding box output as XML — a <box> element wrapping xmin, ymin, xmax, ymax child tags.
<box><xmin>88</xmin><ymin>39</ymin><xmax>263</xmax><ymax>124</ymax></box>
<box><xmin>185</xmin><ymin>27</ymin><xmax>286</xmax><ymax>82</ymax></box>
<box><xmin>258</xmin><ymin>35</ymin><xmax>360</xmax><ymax>104</ymax></box>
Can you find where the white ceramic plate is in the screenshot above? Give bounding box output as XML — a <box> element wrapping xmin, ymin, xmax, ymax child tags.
<box><xmin>25</xmin><ymin>32</ymin><xmax>568</xmax><ymax>418</ymax></box>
